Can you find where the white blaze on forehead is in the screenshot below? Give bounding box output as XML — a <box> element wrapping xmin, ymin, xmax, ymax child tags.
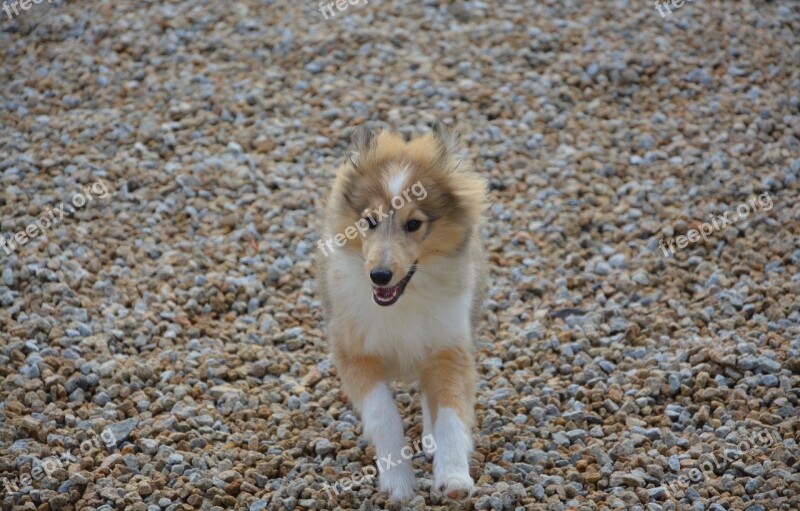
<box><xmin>386</xmin><ymin>164</ymin><xmax>410</xmax><ymax>198</ymax></box>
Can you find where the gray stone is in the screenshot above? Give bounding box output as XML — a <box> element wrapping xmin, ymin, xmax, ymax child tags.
<box><xmin>2</xmin><ymin>267</ymin><xmax>13</xmax><ymax>286</ymax></box>
<box><xmin>315</xmin><ymin>438</ymin><xmax>335</xmax><ymax>456</ymax></box>
<box><xmin>105</xmin><ymin>418</ymin><xmax>139</xmax><ymax>447</ymax></box>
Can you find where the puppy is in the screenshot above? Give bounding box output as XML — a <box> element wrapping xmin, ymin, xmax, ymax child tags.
<box><xmin>318</xmin><ymin>125</ymin><xmax>487</xmax><ymax>502</ymax></box>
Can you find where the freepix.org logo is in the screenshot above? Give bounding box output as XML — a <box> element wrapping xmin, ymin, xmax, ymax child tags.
<box><xmin>0</xmin><ymin>179</ymin><xmax>110</xmax><ymax>257</ymax></box>
<box><xmin>322</xmin><ymin>433</ymin><xmax>437</xmax><ymax>500</ymax></box>
<box><xmin>318</xmin><ymin>0</ymin><xmax>369</xmax><ymax>21</ymax></box>
<box><xmin>657</xmin><ymin>192</ymin><xmax>773</xmax><ymax>257</ymax></box>
<box><xmin>2</xmin><ymin>0</ymin><xmax>54</xmax><ymax>20</ymax></box>
<box><xmin>317</xmin><ymin>180</ymin><xmax>427</xmax><ymax>257</ymax></box>
<box><xmin>1</xmin><ymin>428</ymin><xmax>117</xmax><ymax>495</ymax></box>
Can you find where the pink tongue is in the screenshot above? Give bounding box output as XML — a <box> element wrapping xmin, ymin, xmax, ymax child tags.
<box><xmin>375</xmin><ymin>286</ymin><xmax>398</xmax><ymax>300</ymax></box>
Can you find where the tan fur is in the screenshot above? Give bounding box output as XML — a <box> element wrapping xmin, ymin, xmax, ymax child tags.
<box><xmin>320</xmin><ymin>126</ymin><xmax>488</xmax><ymax>322</ymax></box>
<box><xmin>419</xmin><ymin>346</ymin><xmax>477</xmax><ymax>428</ymax></box>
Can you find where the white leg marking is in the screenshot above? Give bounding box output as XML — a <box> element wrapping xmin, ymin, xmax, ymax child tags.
<box><xmin>433</xmin><ymin>407</ymin><xmax>474</xmax><ymax>500</ymax></box>
<box><xmin>421</xmin><ymin>393</ymin><xmax>435</xmax><ymax>459</ymax></box>
<box><xmin>362</xmin><ymin>383</ymin><xmax>416</xmax><ymax>502</ymax></box>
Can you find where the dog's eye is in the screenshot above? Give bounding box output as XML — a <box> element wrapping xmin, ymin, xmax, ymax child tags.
<box><xmin>405</xmin><ymin>219</ymin><xmax>422</xmax><ymax>232</ymax></box>
<box><xmin>366</xmin><ymin>217</ymin><xmax>378</xmax><ymax>229</ymax></box>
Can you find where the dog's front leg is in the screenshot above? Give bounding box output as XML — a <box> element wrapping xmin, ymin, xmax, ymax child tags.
<box><xmin>420</xmin><ymin>345</ymin><xmax>477</xmax><ymax>500</ymax></box>
<box><xmin>420</xmin><ymin>392</ymin><xmax>435</xmax><ymax>459</ymax></box>
<box><xmin>334</xmin><ymin>351</ymin><xmax>416</xmax><ymax>502</ymax></box>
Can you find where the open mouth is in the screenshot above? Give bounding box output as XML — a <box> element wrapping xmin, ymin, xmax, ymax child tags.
<box><xmin>372</xmin><ymin>264</ymin><xmax>416</xmax><ymax>306</ymax></box>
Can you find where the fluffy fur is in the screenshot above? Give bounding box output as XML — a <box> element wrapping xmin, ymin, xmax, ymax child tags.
<box><xmin>318</xmin><ymin>125</ymin><xmax>488</xmax><ymax>502</ymax></box>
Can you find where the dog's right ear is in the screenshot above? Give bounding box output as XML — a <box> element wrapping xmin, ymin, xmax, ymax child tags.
<box><xmin>344</xmin><ymin>126</ymin><xmax>377</xmax><ymax>174</ymax></box>
<box><xmin>351</xmin><ymin>126</ymin><xmax>377</xmax><ymax>154</ymax></box>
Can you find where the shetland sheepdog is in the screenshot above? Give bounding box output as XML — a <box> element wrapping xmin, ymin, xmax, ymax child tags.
<box><xmin>318</xmin><ymin>124</ymin><xmax>487</xmax><ymax>502</ymax></box>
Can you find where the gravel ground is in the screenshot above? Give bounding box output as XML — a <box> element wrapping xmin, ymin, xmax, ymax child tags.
<box><xmin>1</xmin><ymin>1</ymin><xmax>800</xmax><ymax>510</ymax></box>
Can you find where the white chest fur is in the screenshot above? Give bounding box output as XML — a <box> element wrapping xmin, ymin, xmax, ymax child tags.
<box><xmin>327</xmin><ymin>253</ymin><xmax>475</xmax><ymax>377</ymax></box>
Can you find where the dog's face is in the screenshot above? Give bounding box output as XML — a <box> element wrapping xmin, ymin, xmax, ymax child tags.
<box><xmin>327</xmin><ymin>127</ymin><xmax>486</xmax><ymax>306</ymax></box>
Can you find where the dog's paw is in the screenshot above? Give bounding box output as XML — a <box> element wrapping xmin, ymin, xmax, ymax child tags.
<box><xmin>379</xmin><ymin>463</ymin><xmax>416</xmax><ymax>502</ymax></box>
<box><xmin>434</xmin><ymin>473</ymin><xmax>474</xmax><ymax>500</ymax></box>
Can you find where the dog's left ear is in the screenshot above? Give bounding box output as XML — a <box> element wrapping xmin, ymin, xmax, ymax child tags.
<box><xmin>431</xmin><ymin>121</ymin><xmax>462</xmax><ymax>169</ymax></box>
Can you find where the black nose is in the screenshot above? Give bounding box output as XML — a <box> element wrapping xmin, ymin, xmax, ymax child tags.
<box><xmin>370</xmin><ymin>268</ymin><xmax>393</xmax><ymax>286</ymax></box>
